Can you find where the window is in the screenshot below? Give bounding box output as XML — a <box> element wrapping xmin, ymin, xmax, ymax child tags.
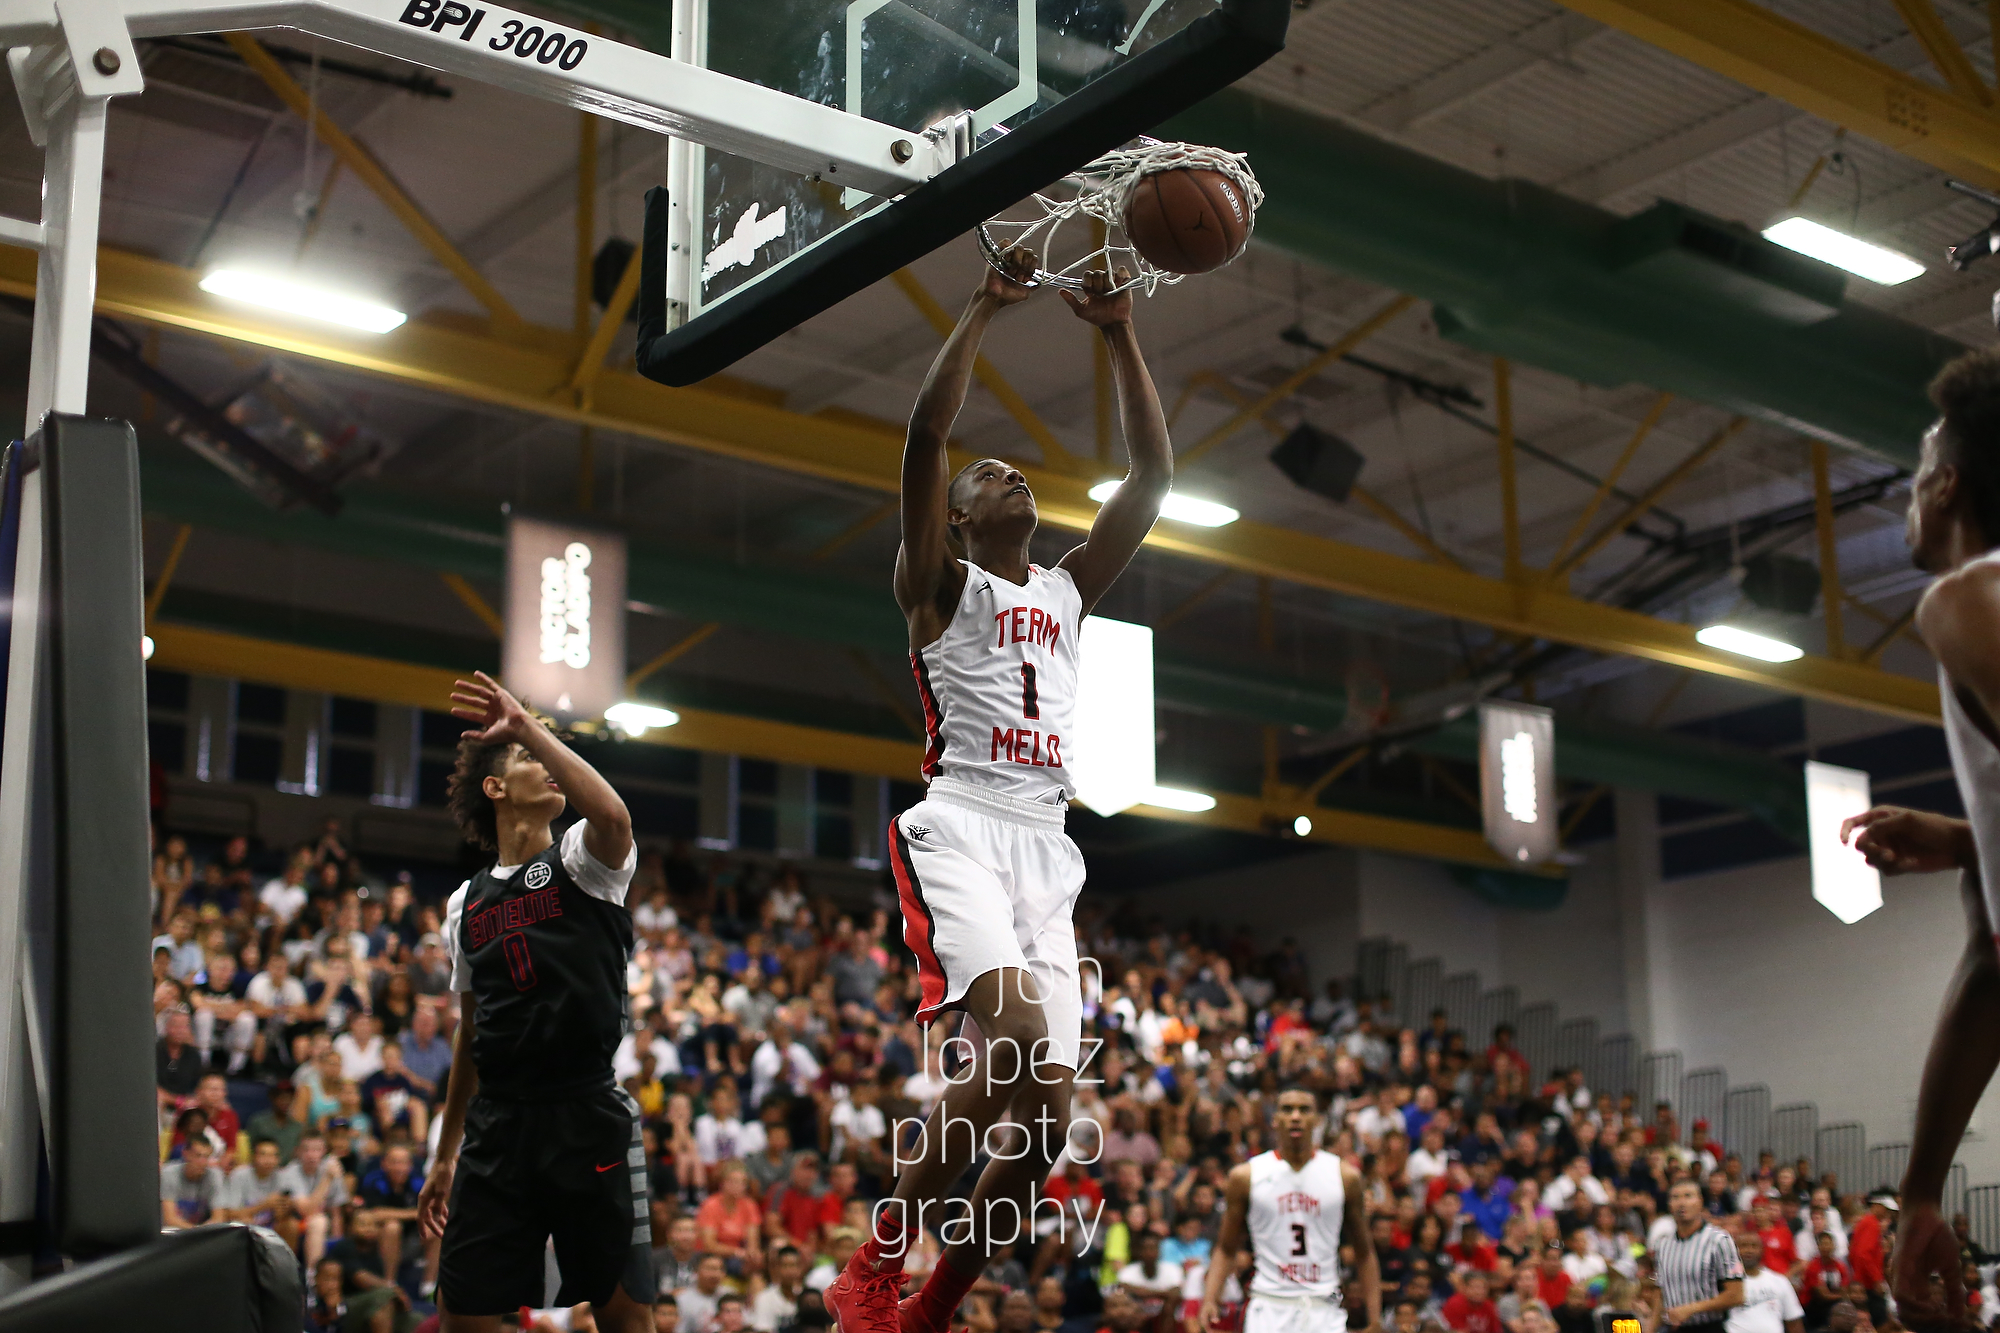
<box><xmin>813</xmin><ymin>768</ymin><xmax>854</xmax><ymax>861</ymax></box>
<box><xmin>329</xmin><ymin>696</ymin><xmax>378</xmax><ymax>740</ymax></box>
<box><xmin>147</xmin><ymin>669</ymin><xmax>191</xmax><ymax>776</ymax></box>
<box><xmin>736</xmin><ymin>758</ymin><xmax>779</xmax><ymax>851</ymax></box>
<box><xmin>417</xmin><ymin>710</ymin><xmax>460</xmax><ymax>808</ymax></box>
<box><xmin>326</xmin><ymin>745</ymin><xmax>375</xmax><ymax>798</ymax></box>
<box><xmin>232</xmin><ymin>683</ymin><xmax>287</xmax><ymax>785</ymax></box>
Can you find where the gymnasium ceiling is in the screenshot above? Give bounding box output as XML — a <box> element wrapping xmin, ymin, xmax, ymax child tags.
<box><xmin>0</xmin><ymin>0</ymin><xmax>1988</xmax><ymax>876</ymax></box>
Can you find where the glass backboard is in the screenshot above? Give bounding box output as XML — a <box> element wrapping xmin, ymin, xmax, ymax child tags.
<box><xmin>636</xmin><ymin>0</ymin><xmax>1288</xmax><ymax>386</ymax></box>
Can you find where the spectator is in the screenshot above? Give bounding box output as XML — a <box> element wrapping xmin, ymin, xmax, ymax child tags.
<box><xmin>156</xmin><ymin>1008</ymin><xmax>202</xmax><ymax>1106</ymax></box>
<box><xmin>276</xmin><ymin>1131</ymin><xmax>349</xmax><ymax>1267</ymax></box>
<box><xmin>1464</xmin><ymin>1159</ymin><xmax>1516</xmax><ymax>1241</ymax></box>
<box><xmin>398</xmin><ymin>1003</ymin><xmax>450</xmax><ymax>1099</ymax></box>
<box><xmin>678</xmin><ymin>1253</ymin><xmax>729</xmax><ymax>1333</ymax></box>
<box><xmin>1103</xmin><ymin>1106</ymin><xmax>1162</xmax><ymax>1168</ymax></box>
<box><xmin>153</xmin><ymin>909</ymin><xmax>204</xmax><ymax>982</ymax></box>
<box><xmin>750</xmin><ymin>1015</ymin><xmax>822</xmax><ymax>1110</ymax></box>
<box><xmin>752</xmin><ymin>1246</ymin><xmax>806</xmax><ymax>1332</ymax></box>
<box><xmin>1444</xmin><ymin>1269</ymin><xmax>1503</xmax><ymax>1333</ymax></box>
<box><xmin>696</xmin><ymin>1161</ymin><xmax>764</xmax><ymax>1274</ymax></box>
<box><xmin>770</xmin><ymin>1152</ymin><xmax>827</xmax><ymax>1249</ymax></box>
<box><xmin>1799</xmin><ymin>1232</ymin><xmax>1851</xmax><ymax>1328</ymax></box>
<box><xmin>1848</xmin><ymin>1193</ymin><xmax>1894</xmax><ymax>1293</ymax></box>
<box><xmin>1727</xmin><ymin>1234</ymin><xmax>1803</xmax><ymax>1333</ymax></box>
<box><xmin>334</xmin><ymin>1011</ymin><xmax>385</xmax><ymax>1084</ymax></box>
<box><xmin>192</xmin><ymin>1072</ymin><xmax>243</xmax><ymax>1155</ymax></box>
<box><xmin>826</xmin><ymin>929</ymin><xmax>881</xmax><ymax>1009</ymax></box>
<box><xmin>656</xmin><ymin>1214</ymin><xmax>702</xmax><ymax>1297</ymax></box>
<box><xmin>161</xmin><ymin>1137</ymin><xmax>227</xmax><ymax>1229</ymax></box>
<box><xmin>696</xmin><ymin>1080</ymin><xmax>766</xmax><ymax>1166</ymax></box>
<box><xmin>246</xmin><ymin>1081</ymin><xmax>305</xmax><ymax>1163</ymax></box>
<box><xmin>227</xmin><ymin>1137</ymin><xmax>287</xmax><ymax>1226</ymax></box>
<box><xmin>1116</xmin><ymin>1231</ymin><xmax>1182</xmax><ymax>1328</ymax></box>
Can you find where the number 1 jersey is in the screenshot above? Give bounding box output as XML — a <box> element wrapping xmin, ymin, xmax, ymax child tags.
<box><xmin>911</xmin><ymin>560</ymin><xmax>1080</xmax><ymax>803</ymax></box>
<box><xmin>443</xmin><ymin>821</ymin><xmax>637</xmax><ymax>1100</ymax></box>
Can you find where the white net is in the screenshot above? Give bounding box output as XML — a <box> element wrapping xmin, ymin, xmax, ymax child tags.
<box><xmin>977</xmin><ymin>139</ymin><xmax>1265</xmax><ymax>295</ymax></box>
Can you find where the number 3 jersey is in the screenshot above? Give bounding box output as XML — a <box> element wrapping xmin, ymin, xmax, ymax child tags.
<box><xmin>911</xmin><ymin>559</ymin><xmax>1081</xmax><ymax>804</ymax></box>
<box><xmin>1247</xmin><ymin>1150</ymin><xmax>1347</xmax><ymax>1301</ymax></box>
<box><xmin>442</xmin><ymin>821</ymin><xmax>637</xmax><ymax>1100</ymax></box>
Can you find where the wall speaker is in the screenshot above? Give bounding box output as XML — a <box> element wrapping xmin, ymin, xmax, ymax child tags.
<box><xmin>1270</xmin><ymin>422</ymin><xmax>1365</xmax><ymax>503</ymax></box>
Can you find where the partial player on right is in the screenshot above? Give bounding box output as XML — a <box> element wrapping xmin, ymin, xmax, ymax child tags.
<box><xmin>1202</xmin><ymin>1086</ymin><xmax>1378</xmax><ymax>1333</ymax></box>
<box><xmin>1839</xmin><ymin>347</ymin><xmax>2000</xmax><ymax>1326</ymax></box>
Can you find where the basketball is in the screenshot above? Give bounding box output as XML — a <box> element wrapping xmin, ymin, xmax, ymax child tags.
<box><xmin>1122</xmin><ymin>166</ymin><xmax>1252</xmax><ymax>275</ymax></box>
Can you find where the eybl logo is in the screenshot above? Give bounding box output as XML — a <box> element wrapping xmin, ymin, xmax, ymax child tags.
<box><xmin>524</xmin><ymin>861</ymin><xmax>553</xmax><ymax>890</ymax></box>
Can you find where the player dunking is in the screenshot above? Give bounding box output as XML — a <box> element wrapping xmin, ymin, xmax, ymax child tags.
<box><xmin>1840</xmin><ymin>348</ymin><xmax>2000</xmax><ymax>1328</ymax></box>
<box><xmin>417</xmin><ymin>672</ymin><xmax>649</xmax><ymax>1333</ymax></box>
<box><xmin>1202</xmin><ymin>1087</ymin><xmax>1378</xmax><ymax>1333</ymax></box>
<box><xmin>824</xmin><ymin>248</ymin><xmax>1172</xmax><ymax>1333</ymax></box>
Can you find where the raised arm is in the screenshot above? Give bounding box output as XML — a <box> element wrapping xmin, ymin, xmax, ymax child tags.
<box><xmin>1201</xmin><ymin>1163</ymin><xmax>1252</xmax><ymax>1331</ymax></box>
<box><xmin>1056</xmin><ymin>268</ymin><xmax>1171</xmax><ymax>614</ymax></box>
<box><xmin>895</xmin><ymin>248</ymin><xmax>1038</xmax><ymax>636</ymax></box>
<box><xmin>450</xmin><ymin>671</ymin><xmax>633</xmax><ymax>874</ymax></box>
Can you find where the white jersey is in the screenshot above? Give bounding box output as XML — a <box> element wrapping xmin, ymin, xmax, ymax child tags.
<box><xmin>912</xmin><ymin>560</ymin><xmax>1080</xmax><ymax>803</ymax></box>
<box><xmin>1247</xmin><ymin>1150</ymin><xmax>1346</xmax><ymax>1301</ymax></box>
<box><xmin>1943</xmin><ymin>549</ymin><xmax>2000</xmax><ymax>925</ymax></box>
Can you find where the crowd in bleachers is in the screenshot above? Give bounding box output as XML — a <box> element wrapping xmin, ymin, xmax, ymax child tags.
<box><xmin>149</xmin><ymin>814</ymin><xmax>1975</xmax><ymax>1333</ymax></box>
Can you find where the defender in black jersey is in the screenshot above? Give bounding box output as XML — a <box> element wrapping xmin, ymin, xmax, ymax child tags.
<box><xmin>418</xmin><ymin>671</ymin><xmax>650</xmax><ymax>1333</ymax></box>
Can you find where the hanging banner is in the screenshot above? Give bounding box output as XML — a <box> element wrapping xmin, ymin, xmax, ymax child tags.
<box><xmin>502</xmin><ymin>515</ymin><xmax>627</xmax><ymax>725</ymax></box>
<box><xmin>1072</xmin><ymin>616</ymin><xmax>1155</xmax><ymax>816</ymax></box>
<box><xmin>1804</xmin><ymin>760</ymin><xmax>1883</xmax><ymax>924</ymax></box>
<box><xmin>1478</xmin><ymin>700</ymin><xmax>1557</xmax><ymax>865</ymax></box>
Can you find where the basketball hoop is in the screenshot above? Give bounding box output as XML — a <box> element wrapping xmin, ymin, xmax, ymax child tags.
<box><xmin>976</xmin><ymin>139</ymin><xmax>1265</xmax><ymax>295</ymax></box>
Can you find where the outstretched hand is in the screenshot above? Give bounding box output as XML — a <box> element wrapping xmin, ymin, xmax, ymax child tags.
<box><xmin>1841</xmin><ymin>805</ymin><xmax>1970</xmax><ymax>875</ymax></box>
<box><xmin>1061</xmin><ymin>266</ymin><xmax>1133</xmax><ymax>327</ymax></box>
<box><xmin>980</xmin><ymin>245</ymin><xmax>1039</xmax><ymax>306</ymax></box>
<box><xmin>449</xmin><ymin>671</ymin><xmax>541</xmax><ymax>748</ymax></box>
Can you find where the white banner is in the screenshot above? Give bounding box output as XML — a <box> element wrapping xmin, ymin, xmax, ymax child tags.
<box><xmin>1478</xmin><ymin>700</ymin><xmax>1557</xmax><ymax>866</ymax></box>
<box><xmin>502</xmin><ymin>515</ymin><xmax>627</xmax><ymax>725</ymax></box>
<box><xmin>1805</xmin><ymin>760</ymin><xmax>1883</xmax><ymax>924</ymax></box>
<box><xmin>1072</xmin><ymin>616</ymin><xmax>1155</xmax><ymax>817</ymax></box>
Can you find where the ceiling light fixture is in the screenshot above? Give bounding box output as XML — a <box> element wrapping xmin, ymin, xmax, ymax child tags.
<box><xmin>1761</xmin><ymin>217</ymin><xmax>1925</xmax><ymax>285</ymax></box>
<box><xmin>1696</xmin><ymin>624</ymin><xmax>1804</xmax><ymax>663</ymax></box>
<box><xmin>1143</xmin><ymin>785</ymin><xmax>1216</xmax><ymax>812</ymax></box>
<box><xmin>1293</xmin><ymin>815</ymin><xmax>1313</xmax><ymax>837</ymax></box>
<box><xmin>1089</xmin><ymin>479</ymin><xmax>1239</xmax><ymax>527</ymax></box>
<box><xmin>199</xmin><ymin>270</ymin><xmax>408</xmax><ymax>333</ymax></box>
<box><xmin>605</xmin><ymin>701</ymin><xmax>680</xmax><ymax>737</ymax></box>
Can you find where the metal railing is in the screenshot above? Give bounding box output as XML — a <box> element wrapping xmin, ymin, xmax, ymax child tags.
<box><xmin>1725</xmin><ymin>1084</ymin><xmax>1771</xmax><ymax>1163</ymax></box>
<box><xmin>1682</xmin><ymin>1067</ymin><xmax>1726</xmax><ymax>1142</ymax></box>
<box><xmin>1349</xmin><ymin>935</ymin><xmax>1987</xmax><ymax>1211</ymax></box>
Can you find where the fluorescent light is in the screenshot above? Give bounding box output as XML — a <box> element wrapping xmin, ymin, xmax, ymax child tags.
<box><xmin>1761</xmin><ymin>217</ymin><xmax>1924</xmax><ymax>285</ymax></box>
<box><xmin>1293</xmin><ymin>815</ymin><xmax>1313</xmax><ymax>837</ymax></box>
<box><xmin>1073</xmin><ymin>616</ymin><xmax>1156</xmax><ymax>816</ymax></box>
<box><xmin>1696</xmin><ymin>624</ymin><xmax>1804</xmax><ymax>663</ymax></box>
<box><xmin>142</xmin><ymin>635</ymin><xmax>154</xmax><ymax>661</ymax></box>
<box><xmin>1143</xmin><ymin>785</ymin><xmax>1215</xmax><ymax>812</ymax></box>
<box><xmin>1089</xmin><ymin>479</ymin><xmax>1239</xmax><ymax>527</ymax></box>
<box><xmin>605</xmin><ymin>701</ymin><xmax>680</xmax><ymax>737</ymax></box>
<box><xmin>1805</xmin><ymin>760</ymin><xmax>1882</xmax><ymax>924</ymax></box>
<box><xmin>199</xmin><ymin>270</ymin><xmax>408</xmax><ymax>333</ymax></box>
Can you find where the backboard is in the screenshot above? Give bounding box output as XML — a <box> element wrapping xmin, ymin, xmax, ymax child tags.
<box><xmin>635</xmin><ymin>0</ymin><xmax>1288</xmax><ymax>386</ymax></box>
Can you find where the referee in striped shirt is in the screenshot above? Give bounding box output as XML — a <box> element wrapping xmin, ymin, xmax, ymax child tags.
<box><xmin>1656</xmin><ymin>1178</ymin><xmax>1745</xmax><ymax>1328</ymax></box>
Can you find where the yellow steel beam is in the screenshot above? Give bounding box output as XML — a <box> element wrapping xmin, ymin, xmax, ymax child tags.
<box><xmin>1811</xmin><ymin>441</ymin><xmax>1847</xmax><ymax>659</ymax></box>
<box><xmin>223</xmin><ymin>34</ymin><xmax>523</xmax><ymax>330</ymax></box>
<box><xmin>1552</xmin><ymin>0</ymin><xmax>2000</xmax><ymax>188</ymax></box>
<box><xmin>1553</xmin><ymin>417</ymin><xmax>1746</xmax><ymax>580</ymax></box>
<box><xmin>569</xmin><ymin>243</ymin><xmax>643</xmax><ymax>410</ymax></box>
<box><xmin>439</xmin><ymin>572</ymin><xmax>505</xmax><ymax>637</ymax></box>
<box><xmin>148</xmin><ymin>621</ymin><xmax>1532</xmax><ymax>869</ymax></box>
<box><xmin>889</xmin><ymin>268</ymin><xmax>1086</xmax><ymax>476</ymax></box>
<box><xmin>1179</xmin><ymin>295</ymin><xmax>1416</xmax><ymax>467</ymax></box>
<box><xmin>627</xmin><ymin>622</ymin><xmax>721</xmax><ymax>694</ymax></box>
<box><xmin>1155</xmin><ymin>568</ymin><xmax>1236</xmax><ymax>632</ymax></box>
<box><xmin>1544</xmin><ymin>391</ymin><xmax>1671</xmax><ymax>581</ymax></box>
<box><xmin>1894</xmin><ymin>0</ymin><xmax>1992</xmax><ymax>106</ymax></box>
<box><xmin>144</xmin><ymin>523</ymin><xmax>194</xmax><ymax>632</ymax></box>
<box><xmin>1862</xmin><ymin>605</ymin><xmax>1919</xmax><ymax>665</ymax></box>
<box><xmin>3</xmin><ymin>242</ymin><xmax>1938</xmax><ymax>723</ymax></box>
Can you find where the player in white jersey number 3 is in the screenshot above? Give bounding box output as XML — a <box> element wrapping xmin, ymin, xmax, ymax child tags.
<box><xmin>824</xmin><ymin>245</ymin><xmax>1173</xmax><ymax>1333</ymax></box>
<box><xmin>1205</xmin><ymin>1086</ymin><xmax>1380</xmax><ymax>1333</ymax></box>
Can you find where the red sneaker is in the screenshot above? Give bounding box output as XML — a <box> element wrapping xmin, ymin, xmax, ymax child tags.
<box><xmin>824</xmin><ymin>1245</ymin><xmax>907</xmax><ymax>1333</ymax></box>
<box><xmin>897</xmin><ymin>1294</ymin><xmax>937</xmax><ymax>1333</ymax></box>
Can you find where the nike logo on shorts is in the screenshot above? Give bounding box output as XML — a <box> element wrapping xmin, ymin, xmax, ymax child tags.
<box><xmin>596</xmin><ymin>1162</ymin><xmax>620</xmax><ymax>1172</ymax></box>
